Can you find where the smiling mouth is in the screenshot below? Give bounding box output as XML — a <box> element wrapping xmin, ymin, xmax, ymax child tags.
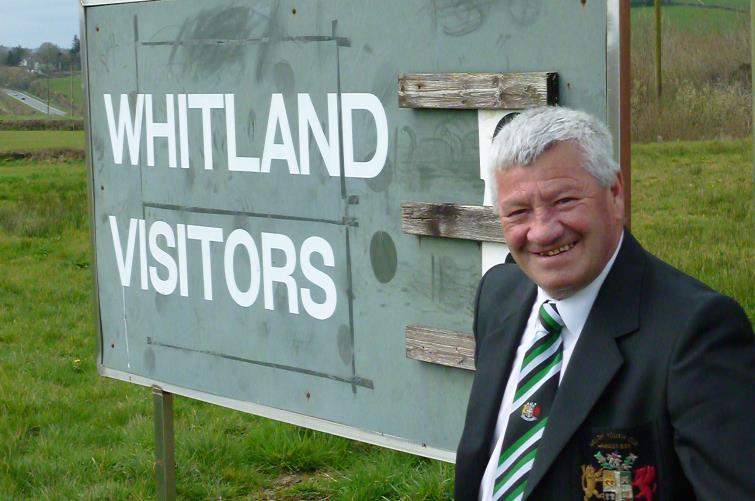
<box><xmin>537</xmin><ymin>242</ymin><xmax>577</xmax><ymax>257</ymax></box>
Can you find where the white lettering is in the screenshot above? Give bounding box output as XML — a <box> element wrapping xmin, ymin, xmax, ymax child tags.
<box><xmin>225</xmin><ymin>94</ymin><xmax>260</xmax><ymax>172</ymax></box>
<box><xmin>138</xmin><ymin>218</ymin><xmax>148</xmax><ymax>290</ymax></box>
<box><xmin>109</xmin><ymin>216</ymin><xmax>138</xmax><ymax>287</ymax></box>
<box><xmin>103</xmin><ymin>93</ymin><xmax>144</xmax><ymax>165</ymax></box>
<box><xmin>298</xmin><ymin>93</ymin><xmax>339</xmax><ymax>176</ymax></box>
<box><xmin>261</xmin><ymin>232</ymin><xmax>299</xmax><ymax>314</ymax></box>
<box><xmin>177</xmin><ymin>94</ymin><xmax>190</xmax><ymax>169</ymax></box>
<box><xmin>188</xmin><ymin>93</ymin><xmax>224</xmax><ymax>170</ymax></box>
<box><xmin>145</xmin><ymin>94</ymin><xmax>177</xmax><ymax>168</ymax></box>
<box><xmin>103</xmin><ymin>92</ymin><xmax>390</xmax><ymax>179</ymax></box>
<box><xmin>148</xmin><ymin>221</ymin><xmax>178</xmax><ymax>295</ymax></box>
<box><xmin>176</xmin><ymin>223</ymin><xmax>188</xmax><ymax>297</ymax></box>
<box><xmin>107</xmin><ymin>216</ymin><xmax>339</xmax><ymax>319</ymax></box>
<box><xmin>187</xmin><ymin>224</ymin><xmax>224</xmax><ymax>300</ymax></box>
<box><xmin>224</xmin><ymin>229</ymin><xmax>261</xmax><ymax>307</ymax></box>
<box><xmin>300</xmin><ymin>236</ymin><xmax>337</xmax><ymax>320</ymax></box>
<box><xmin>261</xmin><ymin>94</ymin><xmax>300</xmax><ymax>175</ymax></box>
<box><xmin>341</xmin><ymin>93</ymin><xmax>388</xmax><ymax>179</ymax></box>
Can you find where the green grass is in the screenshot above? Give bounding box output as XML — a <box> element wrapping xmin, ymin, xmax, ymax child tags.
<box><xmin>0</xmin><ymin>139</ymin><xmax>752</xmax><ymax>498</ymax></box>
<box><xmin>46</xmin><ymin>74</ymin><xmax>83</xmax><ymax>115</ymax></box>
<box><xmin>632</xmin><ymin>2</ymin><xmax>749</xmax><ymax>31</ymax></box>
<box><xmin>632</xmin><ymin>139</ymin><xmax>755</xmax><ymax>320</ymax></box>
<box><xmin>0</xmin><ymin>130</ymin><xmax>85</xmax><ymax>152</ymax></box>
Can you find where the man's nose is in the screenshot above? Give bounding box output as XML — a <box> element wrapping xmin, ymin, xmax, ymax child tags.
<box><xmin>527</xmin><ymin>209</ymin><xmax>563</xmax><ymax>245</ymax></box>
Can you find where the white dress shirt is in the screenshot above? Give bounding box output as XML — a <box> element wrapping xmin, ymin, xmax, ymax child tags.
<box><xmin>478</xmin><ymin>233</ymin><xmax>624</xmax><ymax>500</ymax></box>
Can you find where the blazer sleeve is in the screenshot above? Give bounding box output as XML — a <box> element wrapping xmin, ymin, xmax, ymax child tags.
<box><xmin>667</xmin><ymin>293</ymin><xmax>755</xmax><ymax>498</ymax></box>
<box><xmin>472</xmin><ymin>266</ymin><xmax>489</xmax><ymax>363</ymax></box>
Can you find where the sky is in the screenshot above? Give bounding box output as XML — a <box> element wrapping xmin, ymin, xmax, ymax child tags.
<box><xmin>0</xmin><ymin>0</ymin><xmax>80</xmax><ymax>49</ymax></box>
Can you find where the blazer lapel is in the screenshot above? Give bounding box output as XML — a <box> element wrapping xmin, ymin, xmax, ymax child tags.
<box><xmin>523</xmin><ymin>232</ymin><xmax>646</xmax><ymax>498</ymax></box>
<box><xmin>467</xmin><ymin>273</ymin><xmax>536</xmax><ymax>477</ymax></box>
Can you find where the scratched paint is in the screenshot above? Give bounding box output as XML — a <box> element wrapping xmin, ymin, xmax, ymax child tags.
<box><xmin>431</xmin><ymin>0</ymin><xmax>493</xmax><ymax>37</ymax></box>
<box><xmin>337</xmin><ymin>324</ymin><xmax>353</xmax><ymax>365</ymax></box>
<box><xmin>169</xmin><ymin>6</ymin><xmax>263</xmax><ymax>79</ymax></box>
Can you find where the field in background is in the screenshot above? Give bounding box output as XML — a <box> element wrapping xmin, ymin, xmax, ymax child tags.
<box><xmin>0</xmin><ymin>91</ymin><xmax>43</xmax><ymax>118</ymax></box>
<box><xmin>0</xmin><ymin>67</ymin><xmax>83</xmax><ymax>120</ymax></box>
<box><xmin>631</xmin><ymin>4</ymin><xmax>752</xmax><ymax>142</ymax></box>
<box><xmin>0</xmin><ymin>4</ymin><xmax>751</xmax><ymax>141</ymax></box>
<box><xmin>38</xmin><ymin>74</ymin><xmax>83</xmax><ymax>116</ymax></box>
<box><xmin>0</xmin><ymin>137</ymin><xmax>751</xmax><ymax>498</ymax></box>
<box><xmin>0</xmin><ymin>131</ymin><xmax>84</xmax><ymax>152</ymax></box>
<box><xmin>638</xmin><ymin>0</ymin><xmax>748</xmax><ymax>27</ymax></box>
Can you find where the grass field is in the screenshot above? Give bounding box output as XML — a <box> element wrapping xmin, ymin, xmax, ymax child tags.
<box><xmin>631</xmin><ymin>3</ymin><xmax>751</xmax><ymax>142</ymax></box>
<box><xmin>0</xmin><ymin>69</ymin><xmax>83</xmax><ymax>119</ymax></box>
<box><xmin>632</xmin><ymin>139</ymin><xmax>755</xmax><ymax>317</ymax></box>
<box><xmin>0</xmin><ymin>130</ymin><xmax>85</xmax><ymax>152</ymax></box>
<box><xmin>0</xmin><ymin>134</ymin><xmax>752</xmax><ymax>498</ymax></box>
<box><xmin>632</xmin><ymin>1</ymin><xmax>749</xmax><ymax>30</ymax></box>
<box><xmin>46</xmin><ymin>74</ymin><xmax>83</xmax><ymax>116</ymax></box>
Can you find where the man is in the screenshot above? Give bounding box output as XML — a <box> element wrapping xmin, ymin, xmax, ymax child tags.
<box><xmin>455</xmin><ymin>107</ymin><xmax>755</xmax><ymax>500</ymax></box>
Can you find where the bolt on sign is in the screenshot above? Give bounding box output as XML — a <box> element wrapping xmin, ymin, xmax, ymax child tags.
<box><xmin>82</xmin><ymin>0</ymin><xmax>628</xmax><ymax>460</ymax></box>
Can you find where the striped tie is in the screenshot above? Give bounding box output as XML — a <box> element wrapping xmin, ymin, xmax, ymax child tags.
<box><xmin>492</xmin><ymin>300</ymin><xmax>565</xmax><ymax>501</ymax></box>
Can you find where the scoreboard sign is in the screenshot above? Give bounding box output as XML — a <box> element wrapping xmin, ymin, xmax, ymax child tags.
<box><xmin>82</xmin><ymin>0</ymin><xmax>626</xmax><ymax>460</ymax></box>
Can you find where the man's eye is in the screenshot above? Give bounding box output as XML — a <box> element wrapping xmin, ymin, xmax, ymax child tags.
<box><xmin>505</xmin><ymin>209</ymin><xmax>528</xmax><ymax>218</ymax></box>
<box><xmin>555</xmin><ymin>198</ymin><xmax>576</xmax><ymax>206</ymax></box>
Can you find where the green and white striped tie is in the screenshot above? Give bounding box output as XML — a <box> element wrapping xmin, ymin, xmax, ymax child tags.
<box><xmin>492</xmin><ymin>300</ymin><xmax>564</xmax><ymax>501</ymax></box>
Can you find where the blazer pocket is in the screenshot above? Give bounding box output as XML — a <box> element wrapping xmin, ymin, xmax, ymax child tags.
<box><xmin>578</xmin><ymin>422</ymin><xmax>660</xmax><ymax>501</ymax></box>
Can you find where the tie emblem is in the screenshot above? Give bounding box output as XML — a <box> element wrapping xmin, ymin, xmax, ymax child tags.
<box><xmin>520</xmin><ymin>402</ymin><xmax>541</xmax><ymax>422</ymax></box>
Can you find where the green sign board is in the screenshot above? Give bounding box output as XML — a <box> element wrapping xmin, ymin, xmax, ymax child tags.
<box><xmin>83</xmin><ymin>0</ymin><xmax>624</xmax><ymax>460</ymax></box>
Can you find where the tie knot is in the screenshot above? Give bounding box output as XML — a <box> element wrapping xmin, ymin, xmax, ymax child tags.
<box><xmin>539</xmin><ymin>300</ymin><xmax>564</xmax><ymax>334</ymax></box>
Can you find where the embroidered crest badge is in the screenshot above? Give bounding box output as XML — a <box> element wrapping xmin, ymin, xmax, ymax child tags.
<box><xmin>520</xmin><ymin>401</ymin><xmax>541</xmax><ymax>421</ymax></box>
<box><xmin>579</xmin><ymin>430</ymin><xmax>658</xmax><ymax>501</ymax></box>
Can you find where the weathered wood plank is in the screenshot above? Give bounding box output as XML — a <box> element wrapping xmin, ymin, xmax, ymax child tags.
<box><xmin>401</xmin><ymin>202</ymin><xmax>505</xmax><ymax>243</ymax></box>
<box><xmin>398</xmin><ymin>72</ymin><xmax>558</xmax><ymax>109</ymax></box>
<box><xmin>406</xmin><ymin>325</ymin><xmax>476</xmax><ymax>370</ymax></box>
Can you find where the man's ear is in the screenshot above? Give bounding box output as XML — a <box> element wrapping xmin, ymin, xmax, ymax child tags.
<box><xmin>610</xmin><ymin>171</ymin><xmax>626</xmax><ymax>222</ymax></box>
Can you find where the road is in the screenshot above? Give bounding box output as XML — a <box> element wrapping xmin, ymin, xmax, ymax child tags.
<box><xmin>2</xmin><ymin>88</ymin><xmax>66</xmax><ymax>116</ymax></box>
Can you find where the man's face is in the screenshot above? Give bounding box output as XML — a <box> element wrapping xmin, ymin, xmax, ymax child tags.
<box><xmin>495</xmin><ymin>141</ymin><xmax>625</xmax><ymax>299</ymax></box>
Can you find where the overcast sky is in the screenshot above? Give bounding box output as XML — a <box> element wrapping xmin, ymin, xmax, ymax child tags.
<box><xmin>0</xmin><ymin>0</ymin><xmax>79</xmax><ymax>49</ymax></box>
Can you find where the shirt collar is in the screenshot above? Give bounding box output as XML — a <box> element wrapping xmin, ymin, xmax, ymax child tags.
<box><xmin>537</xmin><ymin>231</ymin><xmax>624</xmax><ymax>337</ymax></box>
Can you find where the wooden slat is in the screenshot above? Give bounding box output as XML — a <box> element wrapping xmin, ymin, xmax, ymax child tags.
<box><xmin>406</xmin><ymin>325</ymin><xmax>476</xmax><ymax>370</ymax></box>
<box><xmin>398</xmin><ymin>72</ymin><xmax>558</xmax><ymax>109</ymax></box>
<box><xmin>401</xmin><ymin>202</ymin><xmax>505</xmax><ymax>243</ymax></box>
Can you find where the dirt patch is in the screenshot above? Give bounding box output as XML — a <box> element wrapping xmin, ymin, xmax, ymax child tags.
<box><xmin>0</xmin><ymin>119</ymin><xmax>84</xmax><ymax>131</ymax></box>
<box><xmin>257</xmin><ymin>471</ymin><xmax>334</xmax><ymax>500</ymax></box>
<box><xmin>0</xmin><ymin>148</ymin><xmax>85</xmax><ymax>162</ymax></box>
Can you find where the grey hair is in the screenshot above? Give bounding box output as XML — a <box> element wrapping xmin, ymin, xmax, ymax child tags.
<box><xmin>489</xmin><ymin>106</ymin><xmax>619</xmax><ymax>212</ymax></box>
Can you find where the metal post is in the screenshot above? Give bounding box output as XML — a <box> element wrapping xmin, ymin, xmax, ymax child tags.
<box><xmin>620</xmin><ymin>0</ymin><xmax>631</xmax><ymax>229</ymax></box>
<box><xmin>152</xmin><ymin>386</ymin><xmax>176</xmax><ymax>501</ymax></box>
<box><xmin>654</xmin><ymin>0</ymin><xmax>662</xmax><ymax>98</ymax></box>
<box><xmin>70</xmin><ymin>63</ymin><xmax>74</xmax><ymax>115</ymax></box>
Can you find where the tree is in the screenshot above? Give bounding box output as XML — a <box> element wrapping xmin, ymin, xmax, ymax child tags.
<box><xmin>69</xmin><ymin>35</ymin><xmax>81</xmax><ymax>70</ymax></box>
<box><xmin>5</xmin><ymin>45</ymin><xmax>26</xmax><ymax>66</ymax></box>
<box><xmin>71</xmin><ymin>35</ymin><xmax>80</xmax><ymax>56</ymax></box>
<box><xmin>36</xmin><ymin>42</ymin><xmax>63</xmax><ymax>71</ymax></box>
